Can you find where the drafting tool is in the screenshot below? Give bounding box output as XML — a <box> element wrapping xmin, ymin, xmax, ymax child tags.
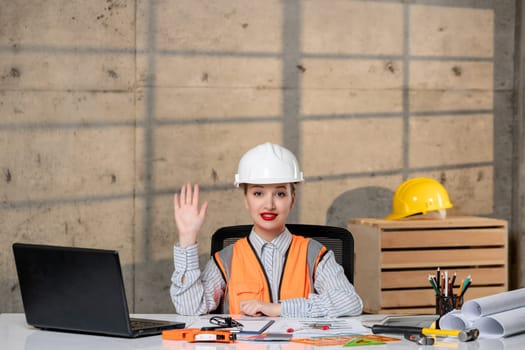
<box><xmin>292</xmin><ymin>334</ymin><xmax>400</xmax><ymax>347</ymax></box>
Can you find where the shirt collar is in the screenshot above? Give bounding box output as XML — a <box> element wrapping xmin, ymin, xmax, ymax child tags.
<box><xmin>248</xmin><ymin>227</ymin><xmax>292</xmax><ymax>258</ymax></box>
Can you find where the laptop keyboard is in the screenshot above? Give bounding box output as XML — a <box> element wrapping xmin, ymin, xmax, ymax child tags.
<box><xmin>130</xmin><ymin>318</ymin><xmax>167</xmax><ymax>330</ymax></box>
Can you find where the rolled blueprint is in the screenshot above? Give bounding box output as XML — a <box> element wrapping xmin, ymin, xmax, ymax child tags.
<box><xmin>473</xmin><ymin>307</ymin><xmax>525</xmax><ymax>338</ymax></box>
<box><xmin>438</xmin><ymin>309</ymin><xmax>472</xmax><ymax>330</ymax></box>
<box><xmin>462</xmin><ymin>288</ymin><xmax>525</xmax><ymax>320</ymax></box>
<box><xmin>440</xmin><ymin>288</ymin><xmax>525</xmax><ymax>338</ymax></box>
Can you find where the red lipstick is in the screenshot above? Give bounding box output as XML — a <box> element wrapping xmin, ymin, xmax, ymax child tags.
<box><xmin>261</xmin><ymin>212</ymin><xmax>277</xmax><ymax>221</ymax></box>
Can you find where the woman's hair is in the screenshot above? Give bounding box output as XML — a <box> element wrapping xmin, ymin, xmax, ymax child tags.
<box><xmin>242</xmin><ymin>183</ymin><xmax>297</xmax><ymax>195</ymax></box>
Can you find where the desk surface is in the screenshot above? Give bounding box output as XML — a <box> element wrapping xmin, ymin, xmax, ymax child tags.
<box><xmin>1</xmin><ymin>313</ymin><xmax>524</xmax><ymax>350</ymax></box>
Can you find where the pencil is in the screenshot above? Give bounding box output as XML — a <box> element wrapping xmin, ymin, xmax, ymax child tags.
<box><xmin>444</xmin><ymin>271</ymin><xmax>449</xmax><ymax>297</ymax></box>
<box><xmin>461</xmin><ymin>280</ymin><xmax>472</xmax><ymax>296</ymax></box>
<box><xmin>429</xmin><ymin>275</ymin><xmax>440</xmax><ymax>296</ymax></box>
<box><xmin>437</xmin><ymin>267</ymin><xmax>441</xmax><ymax>291</ymax></box>
<box><xmin>457</xmin><ymin>279</ymin><xmax>464</xmax><ymax>296</ymax></box>
<box><xmin>461</xmin><ymin>275</ymin><xmax>471</xmax><ymax>295</ymax></box>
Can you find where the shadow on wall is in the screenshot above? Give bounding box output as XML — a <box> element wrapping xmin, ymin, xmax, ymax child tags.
<box><xmin>121</xmin><ymin>252</ymin><xmax>210</xmax><ymax>313</ymax></box>
<box><xmin>122</xmin><ymin>259</ymin><xmax>174</xmax><ymax>313</ymax></box>
<box><xmin>326</xmin><ymin>186</ymin><xmax>394</xmax><ymax>228</ymax></box>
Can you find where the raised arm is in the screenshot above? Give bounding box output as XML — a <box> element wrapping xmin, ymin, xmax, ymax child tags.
<box><xmin>171</xmin><ymin>183</ymin><xmax>221</xmax><ymax>315</ymax></box>
<box><xmin>173</xmin><ymin>183</ymin><xmax>208</xmax><ymax>248</ymax></box>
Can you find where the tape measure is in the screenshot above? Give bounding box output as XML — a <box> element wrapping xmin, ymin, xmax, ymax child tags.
<box><xmin>162</xmin><ymin>328</ymin><xmax>236</xmax><ymax>343</ymax></box>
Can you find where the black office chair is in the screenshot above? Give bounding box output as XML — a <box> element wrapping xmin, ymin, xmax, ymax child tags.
<box><xmin>210</xmin><ymin>224</ymin><xmax>354</xmax><ymax>283</ymax></box>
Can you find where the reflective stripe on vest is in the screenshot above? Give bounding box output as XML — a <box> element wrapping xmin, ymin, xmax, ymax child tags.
<box><xmin>213</xmin><ymin>234</ymin><xmax>327</xmax><ymax>314</ymax></box>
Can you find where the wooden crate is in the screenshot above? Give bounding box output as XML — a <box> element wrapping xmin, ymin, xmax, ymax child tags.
<box><xmin>348</xmin><ymin>216</ymin><xmax>508</xmax><ymax>314</ymax></box>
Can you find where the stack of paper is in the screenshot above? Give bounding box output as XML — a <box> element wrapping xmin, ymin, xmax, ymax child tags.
<box><xmin>439</xmin><ymin>288</ymin><xmax>525</xmax><ymax>338</ymax></box>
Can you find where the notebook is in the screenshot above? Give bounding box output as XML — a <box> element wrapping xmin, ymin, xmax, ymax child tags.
<box><xmin>12</xmin><ymin>242</ymin><xmax>185</xmax><ymax>338</ymax></box>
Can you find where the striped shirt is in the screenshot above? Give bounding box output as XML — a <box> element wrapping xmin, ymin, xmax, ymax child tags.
<box><xmin>170</xmin><ymin>227</ymin><xmax>363</xmax><ymax>317</ymax></box>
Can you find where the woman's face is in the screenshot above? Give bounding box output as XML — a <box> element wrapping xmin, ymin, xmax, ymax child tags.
<box><xmin>243</xmin><ymin>183</ymin><xmax>295</xmax><ymax>241</ymax></box>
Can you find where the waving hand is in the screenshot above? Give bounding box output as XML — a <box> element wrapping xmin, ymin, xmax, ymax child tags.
<box><xmin>173</xmin><ymin>183</ymin><xmax>208</xmax><ymax>248</ymax></box>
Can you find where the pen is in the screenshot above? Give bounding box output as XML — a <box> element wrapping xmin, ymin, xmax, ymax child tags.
<box><xmin>314</xmin><ymin>324</ymin><xmax>330</xmax><ymax>330</ymax></box>
<box><xmin>258</xmin><ymin>320</ymin><xmax>275</xmax><ymax>333</ymax></box>
<box><xmin>239</xmin><ymin>320</ymin><xmax>276</xmax><ymax>335</ymax></box>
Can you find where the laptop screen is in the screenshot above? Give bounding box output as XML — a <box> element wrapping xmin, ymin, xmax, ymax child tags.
<box><xmin>13</xmin><ymin>243</ymin><xmax>135</xmax><ymax>336</ymax></box>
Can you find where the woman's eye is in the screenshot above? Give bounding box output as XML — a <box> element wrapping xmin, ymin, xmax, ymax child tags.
<box><xmin>253</xmin><ymin>191</ymin><xmax>262</xmax><ymax>197</ymax></box>
<box><xmin>276</xmin><ymin>192</ymin><xmax>287</xmax><ymax>198</ymax></box>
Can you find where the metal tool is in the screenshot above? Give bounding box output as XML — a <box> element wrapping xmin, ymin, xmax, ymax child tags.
<box><xmin>404</xmin><ymin>333</ymin><xmax>435</xmax><ymax>345</ymax></box>
<box><xmin>371</xmin><ymin>325</ymin><xmax>479</xmax><ymax>342</ymax></box>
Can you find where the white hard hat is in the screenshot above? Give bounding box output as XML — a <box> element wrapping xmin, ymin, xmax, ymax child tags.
<box><xmin>234</xmin><ymin>142</ymin><xmax>304</xmax><ymax>187</ymax></box>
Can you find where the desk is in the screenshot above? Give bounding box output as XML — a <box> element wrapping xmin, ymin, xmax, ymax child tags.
<box><xmin>1</xmin><ymin>313</ymin><xmax>524</xmax><ymax>350</ymax></box>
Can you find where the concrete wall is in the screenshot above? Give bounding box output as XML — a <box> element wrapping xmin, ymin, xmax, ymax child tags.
<box><xmin>514</xmin><ymin>0</ymin><xmax>525</xmax><ymax>296</ymax></box>
<box><xmin>0</xmin><ymin>0</ymin><xmax>520</xmax><ymax>313</ymax></box>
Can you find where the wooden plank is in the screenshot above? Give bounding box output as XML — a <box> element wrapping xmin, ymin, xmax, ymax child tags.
<box><xmin>349</xmin><ymin>216</ymin><xmax>507</xmax><ymax>230</ymax></box>
<box><xmin>381</xmin><ymin>267</ymin><xmax>507</xmax><ymax>289</ymax></box>
<box><xmin>381</xmin><ymin>248</ymin><xmax>506</xmax><ymax>268</ymax></box>
<box><xmin>381</xmin><ymin>229</ymin><xmax>506</xmax><ymax>249</ymax></box>
<box><xmin>381</xmin><ymin>286</ymin><xmax>506</xmax><ymax>308</ymax></box>
<box><xmin>350</xmin><ymin>223</ymin><xmax>382</xmax><ymax>311</ymax></box>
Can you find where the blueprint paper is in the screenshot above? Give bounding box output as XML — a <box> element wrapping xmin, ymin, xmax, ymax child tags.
<box><xmin>439</xmin><ymin>288</ymin><xmax>525</xmax><ymax>338</ymax></box>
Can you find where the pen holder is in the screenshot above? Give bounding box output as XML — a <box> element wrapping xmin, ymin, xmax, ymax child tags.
<box><xmin>435</xmin><ymin>295</ymin><xmax>463</xmax><ymax>317</ymax></box>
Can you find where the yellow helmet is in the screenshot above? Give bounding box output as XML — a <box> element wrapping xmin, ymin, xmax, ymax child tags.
<box><xmin>385</xmin><ymin>177</ymin><xmax>453</xmax><ymax>220</ymax></box>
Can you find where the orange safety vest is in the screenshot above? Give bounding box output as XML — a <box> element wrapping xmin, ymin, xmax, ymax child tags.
<box><xmin>213</xmin><ymin>234</ymin><xmax>327</xmax><ymax>314</ymax></box>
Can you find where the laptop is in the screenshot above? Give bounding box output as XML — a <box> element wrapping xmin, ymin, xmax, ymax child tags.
<box><xmin>12</xmin><ymin>242</ymin><xmax>185</xmax><ymax>338</ymax></box>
